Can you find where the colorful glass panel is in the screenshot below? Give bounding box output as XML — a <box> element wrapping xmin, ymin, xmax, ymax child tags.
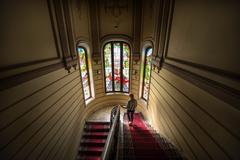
<box><xmin>123</xmin><ymin>43</ymin><xmax>130</xmax><ymax>92</ymax></box>
<box><xmin>142</xmin><ymin>48</ymin><xmax>152</xmax><ymax>100</ymax></box>
<box><xmin>78</xmin><ymin>47</ymin><xmax>91</xmax><ymax>100</ymax></box>
<box><xmin>104</xmin><ymin>43</ymin><xmax>113</xmax><ymax>92</ymax></box>
<box><xmin>104</xmin><ymin>41</ymin><xmax>130</xmax><ymax>93</ymax></box>
<box><xmin>113</xmin><ymin>43</ymin><xmax>121</xmax><ymax>91</ymax></box>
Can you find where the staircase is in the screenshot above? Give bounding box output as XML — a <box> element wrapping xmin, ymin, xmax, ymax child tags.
<box><xmin>77</xmin><ymin>121</ymin><xmax>111</xmax><ymax>160</ymax></box>
<box><xmin>119</xmin><ymin>113</ymin><xmax>185</xmax><ymax>160</ymax></box>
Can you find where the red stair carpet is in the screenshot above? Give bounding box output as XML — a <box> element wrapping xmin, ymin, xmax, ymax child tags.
<box><xmin>76</xmin><ymin>121</ymin><xmax>110</xmax><ymax>160</ymax></box>
<box><xmin>123</xmin><ymin>113</ymin><xmax>168</xmax><ymax>160</ymax></box>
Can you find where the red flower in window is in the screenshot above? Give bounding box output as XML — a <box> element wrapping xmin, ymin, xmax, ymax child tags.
<box><xmin>122</xmin><ymin>76</ymin><xmax>128</xmax><ymax>84</ymax></box>
<box><xmin>107</xmin><ymin>73</ymin><xmax>112</xmax><ymax>81</ymax></box>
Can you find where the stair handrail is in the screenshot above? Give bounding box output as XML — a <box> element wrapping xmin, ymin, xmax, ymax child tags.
<box><xmin>101</xmin><ymin>105</ymin><xmax>120</xmax><ymax>160</ymax></box>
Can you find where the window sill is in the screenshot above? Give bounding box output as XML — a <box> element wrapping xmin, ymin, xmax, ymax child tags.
<box><xmin>105</xmin><ymin>92</ymin><xmax>129</xmax><ymax>96</ymax></box>
<box><xmin>138</xmin><ymin>98</ymin><xmax>148</xmax><ymax>108</ymax></box>
<box><xmin>85</xmin><ymin>97</ymin><xmax>95</xmax><ymax>106</ymax></box>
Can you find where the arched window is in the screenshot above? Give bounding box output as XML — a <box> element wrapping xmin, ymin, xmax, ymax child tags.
<box><xmin>77</xmin><ymin>47</ymin><xmax>91</xmax><ymax>100</ymax></box>
<box><xmin>142</xmin><ymin>47</ymin><xmax>152</xmax><ymax>100</ymax></box>
<box><xmin>103</xmin><ymin>41</ymin><xmax>130</xmax><ymax>93</ymax></box>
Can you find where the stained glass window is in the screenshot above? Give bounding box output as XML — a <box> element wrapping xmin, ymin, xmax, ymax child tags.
<box><xmin>114</xmin><ymin>43</ymin><xmax>121</xmax><ymax>91</ymax></box>
<box><xmin>103</xmin><ymin>41</ymin><xmax>130</xmax><ymax>93</ymax></box>
<box><xmin>123</xmin><ymin>43</ymin><xmax>130</xmax><ymax>92</ymax></box>
<box><xmin>77</xmin><ymin>47</ymin><xmax>91</xmax><ymax>100</ymax></box>
<box><xmin>104</xmin><ymin>43</ymin><xmax>112</xmax><ymax>92</ymax></box>
<box><xmin>142</xmin><ymin>47</ymin><xmax>152</xmax><ymax>100</ymax></box>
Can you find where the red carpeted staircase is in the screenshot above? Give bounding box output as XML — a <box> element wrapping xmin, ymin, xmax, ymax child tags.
<box><xmin>76</xmin><ymin>121</ymin><xmax>110</xmax><ymax>160</ymax></box>
<box><xmin>120</xmin><ymin>113</ymin><xmax>185</xmax><ymax>160</ymax></box>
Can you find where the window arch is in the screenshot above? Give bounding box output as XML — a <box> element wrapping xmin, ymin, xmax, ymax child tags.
<box><xmin>103</xmin><ymin>41</ymin><xmax>130</xmax><ymax>93</ymax></box>
<box><xmin>77</xmin><ymin>47</ymin><xmax>92</xmax><ymax>100</ymax></box>
<box><xmin>142</xmin><ymin>47</ymin><xmax>152</xmax><ymax>101</ymax></box>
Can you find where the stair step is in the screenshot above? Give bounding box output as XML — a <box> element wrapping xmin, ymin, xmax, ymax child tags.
<box><xmin>85</xmin><ymin>121</ymin><xmax>110</xmax><ymax>125</ymax></box>
<box><xmin>80</xmin><ymin>139</ymin><xmax>106</xmax><ymax>147</ymax></box>
<box><xmin>85</xmin><ymin>124</ymin><xmax>110</xmax><ymax>128</ymax></box>
<box><xmin>83</xmin><ymin>131</ymin><xmax>109</xmax><ymax>135</ymax></box>
<box><xmin>84</xmin><ymin>127</ymin><xmax>110</xmax><ymax>132</ymax></box>
<box><xmin>79</xmin><ymin>146</ymin><xmax>104</xmax><ymax>152</ymax></box>
<box><xmin>79</xmin><ymin>146</ymin><xmax>104</xmax><ymax>156</ymax></box>
<box><xmin>76</xmin><ymin>155</ymin><xmax>101</xmax><ymax>160</ymax></box>
<box><xmin>133</xmin><ymin>156</ymin><xmax>167</xmax><ymax>160</ymax></box>
<box><xmin>122</xmin><ymin>113</ymin><xmax>185</xmax><ymax>160</ymax></box>
<box><xmin>77</xmin><ymin>121</ymin><xmax>110</xmax><ymax>160</ymax></box>
<box><xmin>82</xmin><ymin>132</ymin><xmax>108</xmax><ymax>139</ymax></box>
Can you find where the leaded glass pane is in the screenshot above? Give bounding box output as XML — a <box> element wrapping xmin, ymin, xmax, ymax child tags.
<box><xmin>78</xmin><ymin>47</ymin><xmax>91</xmax><ymax>100</ymax></box>
<box><xmin>104</xmin><ymin>43</ymin><xmax>113</xmax><ymax>92</ymax></box>
<box><xmin>104</xmin><ymin>41</ymin><xmax>130</xmax><ymax>93</ymax></box>
<box><xmin>123</xmin><ymin>43</ymin><xmax>130</xmax><ymax>92</ymax></box>
<box><xmin>143</xmin><ymin>48</ymin><xmax>152</xmax><ymax>100</ymax></box>
<box><xmin>113</xmin><ymin>43</ymin><xmax>121</xmax><ymax>91</ymax></box>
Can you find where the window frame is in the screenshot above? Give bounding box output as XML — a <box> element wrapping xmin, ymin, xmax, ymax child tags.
<box><xmin>77</xmin><ymin>46</ymin><xmax>92</xmax><ymax>101</ymax></box>
<box><xmin>141</xmin><ymin>47</ymin><xmax>153</xmax><ymax>101</ymax></box>
<box><xmin>103</xmin><ymin>41</ymin><xmax>131</xmax><ymax>93</ymax></box>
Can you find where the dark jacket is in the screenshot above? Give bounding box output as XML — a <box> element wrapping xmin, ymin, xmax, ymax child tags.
<box><xmin>127</xmin><ymin>99</ymin><xmax>137</xmax><ymax>111</ymax></box>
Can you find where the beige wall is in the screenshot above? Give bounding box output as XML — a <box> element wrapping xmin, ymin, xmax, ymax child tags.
<box><xmin>0</xmin><ymin>1</ymin><xmax>86</xmax><ymax>160</ymax></box>
<box><xmin>0</xmin><ymin>0</ymin><xmax>59</xmax><ymax>67</ymax></box>
<box><xmin>99</xmin><ymin>0</ymin><xmax>133</xmax><ymax>37</ymax></box>
<box><xmin>141</xmin><ymin>0</ymin><xmax>158</xmax><ymax>41</ymax></box>
<box><xmin>142</xmin><ymin>1</ymin><xmax>240</xmax><ymax>160</ymax></box>
<box><xmin>146</xmin><ymin>68</ymin><xmax>240</xmax><ymax>160</ymax></box>
<box><xmin>167</xmin><ymin>1</ymin><xmax>240</xmax><ymax>74</ymax></box>
<box><xmin>0</xmin><ymin>68</ymin><xmax>86</xmax><ymax>160</ymax></box>
<box><xmin>71</xmin><ymin>0</ymin><xmax>91</xmax><ymax>41</ymax></box>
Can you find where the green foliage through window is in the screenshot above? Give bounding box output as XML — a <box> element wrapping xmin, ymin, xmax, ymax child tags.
<box><xmin>142</xmin><ymin>47</ymin><xmax>152</xmax><ymax>100</ymax></box>
<box><xmin>77</xmin><ymin>47</ymin><xmax>91</xmax><ymax>100</ymax></box>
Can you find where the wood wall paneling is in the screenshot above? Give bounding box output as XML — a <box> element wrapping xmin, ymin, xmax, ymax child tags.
<box><xmin>147</xmin><ymin>68</ymin><xmax>240</xmax><ymax>159</ymax></box>
<box><xmin>0</xmin><ymin>68</ymin><xmax>85</xmax><ymax>160</ymax></box>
